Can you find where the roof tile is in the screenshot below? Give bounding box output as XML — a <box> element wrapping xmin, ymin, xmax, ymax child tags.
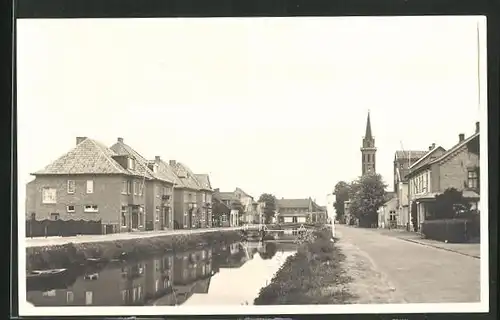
<box><xmin>33</xmin><ymin>138</ymin><xmax>128</xmax><ymax>175</ymax></box>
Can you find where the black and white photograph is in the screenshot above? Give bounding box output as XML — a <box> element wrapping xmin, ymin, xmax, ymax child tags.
<box><xmin>16</xmin><ymin>15</ymin><xmax>489</xmax><ymax>316</ymax></box>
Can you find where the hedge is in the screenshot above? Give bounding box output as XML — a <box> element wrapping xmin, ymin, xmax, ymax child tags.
<box><xmin>421</xmin><ymin>217</ymin><xmax>480</xmax><ymax>243</ymax></box>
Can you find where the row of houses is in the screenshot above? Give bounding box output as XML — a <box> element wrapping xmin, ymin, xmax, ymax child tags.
<box><xmin>25</xmin><ymin>136</ymin><xmax>329</xmax><ymax>235</ymax></box>
<box><xmin>378</xmin><ymin>121</ymin><xmax>481</xmax><ymax>231</ymax></box>
<box><xmin>25</xmin><ymin>137</ymin><xmax>215</xmax><ymax>234</ymax></box>
<box><xmin>212</xmin><ymin>188</ymin><xmax>328</xmax><ymax>226</ymax></box>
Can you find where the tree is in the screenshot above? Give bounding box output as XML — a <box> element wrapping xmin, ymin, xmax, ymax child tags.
<box><xmin>333</xmin><ymin>181</ymin><xmax>350</xmax><ymax>223</ymax></box>
<box><xmin>258</xmin><ymin>193</ymin><xmax>277</xmax><ymax>224</ymax></box>
<box><xmin>433</xmin><ymin>188</ymin><xmax>471</xmax><ymax>219</ymax></box>
<box><xmin>348</xmin><ymin>173</ymin><xmax>387</xmax><ymax>228</ymax></box>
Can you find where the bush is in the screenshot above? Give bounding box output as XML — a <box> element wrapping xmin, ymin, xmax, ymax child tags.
<box><xmin>421</xmin><ymin>218</ymin><xmax>479</xmax><ymax>243</ymax></box>
<box><xmin>253</xmin><ymin>227</ymin><xmax>353</xmax><ymax>305</ymax></box>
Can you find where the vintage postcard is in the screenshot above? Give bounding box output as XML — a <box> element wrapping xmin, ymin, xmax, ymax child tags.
<box><xmin>16</xmin><ymin>16</ymin><xmax>489</xmax><ymax>316</ymax></box>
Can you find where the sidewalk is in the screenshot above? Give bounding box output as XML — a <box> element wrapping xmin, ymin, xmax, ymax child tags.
<box><xmin>366</xmin><ymin>227</ymin><xmax>480</xmax><ymax>259</ymax></box>
<box><xmin>24</xmin><ymin>226</ymin><xmax>255</xmax><ymax>248</ymax></box>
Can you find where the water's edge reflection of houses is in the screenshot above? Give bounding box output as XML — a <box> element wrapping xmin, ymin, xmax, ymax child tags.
<box><xmin>26</xmin><ymin>240</ymin><xmax>284</xmax><ymax>307</ymax></box>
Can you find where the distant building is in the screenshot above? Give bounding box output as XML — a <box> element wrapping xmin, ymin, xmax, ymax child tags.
<box><xmin>361</xmin><ymin>111</ymin><xmax>377</xmax><ymax>175</ymax></box>
<box><xmin>275</xmin><ymin>198</ymin><xmax>327</xmax><ymax>224</ymax></box>
<box><xmin>392</xmin><ymin>149</ymin><xmax>429</xmax><ymax>228</ymax></box>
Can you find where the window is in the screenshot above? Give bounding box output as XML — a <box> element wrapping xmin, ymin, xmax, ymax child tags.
<box><xmin>50</xmin><ymin>213</ymin><xmax>59</xmax><ymax>220</ymax></box>
<box><xmin>85</xmin><ymin>291</ymin><xmax>93</xmax><ymax>305</ymax></box>
<box><xmin>86</xmin><ymin>180</ymin><xmax>94</xmax><ymax>194</ymax></box>
<box><xmin>133</xmin><ymin>181</ymin><xmax>137</xmax><ymax>195</ymax></box>
<box><xmin>468</xmin><ymin>170</ymin><xmax>479</xmax><ymax>189</ymax></box>
<box><xmin>155</xmin><ymin>279</ymin><xmax>160</xmax><ymax>292</ymax></box>
<box><xmin>42</xmin><ymin>188</ymin><xmax>57</xmax><ymax>204</ymax></box>
<box><xmin>67</xmin><ymin>205</ymin><xmax>75</xmax><ymax>213</ymax></box>
<box><xmin>221</xmin><ymin>214</ymin><xmax>227</xmax><ymax>222</ymax></box>
<box><xmin>127</xmin><ymin>181</ymin><xmax>132</xmax><ymax>194</ymax></box>
<box><xmin>139</xmin><ymin>183</ymin><xmax>143</xmax><ymax>196</ymax></box>
<box><xmin>121</xmin><ymin>206</ymin><xmax>127</xmax><ymax>227</ymax></box>
<box><xmin>155</xmin><ymin>207</ymin><xmax>160</xmax><ymax>221</ymax></box>
<box><xmin>202</xmin><ymin>193</ymin><xmax>206</xmax><ymax>202</ymax></box>
<box><xmin>67</xmin><ymin>180</ymin><xmax>75</xmax><ymax>194</ymax></box>
<box><xmin>121</xmin><ymin>181</ymin><xmax>127</xmax><ymax>194</ymax></box>
<box><xmin>66</xmin><ymin>291</ymin><xmax>74</xmax><ymax>303</ymax></box>
<box><xmin>84</xmin><ymin>205</ymin><xmax>99</xmax><ymax>213</ymax></box>
<box><xmin>121</xmin><ymin>289</ymin><xmax>127</xmax><ymax>303</ymax></box>
<box><xmin>128</xmin><ymin>158</ymin><xmax>135</xmax><ymax>170</ymax></box>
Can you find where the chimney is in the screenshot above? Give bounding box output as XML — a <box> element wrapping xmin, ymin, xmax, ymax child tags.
<box><xmin>475</xmin><ymin>122</ymin><xmax>480</xmax><ymax>133</ymax></box>
<box><xmin>459</xmin><ymin>133</ymin><xmax>465</xmax><ymax>142</ymax></box>
<box><xmin>155</xmin><ymin>156</ymin><xmax>161</xmax><ymax>162</ymax></box>
<box><xmin>76</xmin><ymin>136</ymin><xmax>87</xmax><ymax>145</ymax></box>
<box><xmin>117</xmin><ymin>137</ymin><xmax>124</xmax><ymax>143</ymax></box>
<box><xmin>428</xmin><ymin>145</ymin><xmax>432</xmax><ymax>151</ymax></box>
<box><xmin>169</xmin><ymin>160</ymin><xmax>176</xmax><ymax>166</ymax></box>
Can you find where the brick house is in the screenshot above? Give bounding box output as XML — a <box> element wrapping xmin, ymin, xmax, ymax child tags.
<box><xmin>392</xmin><ymin>149</ymin><xmax>427</xmax><ymax>228</ymax></box>
<box><xmin>169</xmin><ymin>160</ymin><xmax>212</xmax><ymax>229</ymax></box>
<box><xmin>211</xmin><ymin>189</ymin><xmax>231</xmax><ymax>227</ymax></box>
<box><xmin>194</xmin><ymin>174</ymin><xmax>213</xmax><ymax>228</ymax></box>
<box><xmin>214</xmin><ymin>189</ymin><xmax>240</xmax><ymax>226</ymax></box>
<box><xmin>26</xmin><ymin>137</ymin><xmax>152</xmax><ymax>234</ymax></box>
<box><xmin>233</xmin><ymin>187</ymin><xmax>258</xmax><ymax>224</ymax></box>
<box><xmin>276</xmin><ymin>198</ymin><xmax>327</xmax><ymax>224</ymax></box>
<box><xmin>110</xmin><ymin>138</ymin><xmax>176</xmax><ymax>231</ymax></box>
<box><xmin>407</xmin><ymin>122</ymin><xmax>480</xmax><ymax>231</ymax></box>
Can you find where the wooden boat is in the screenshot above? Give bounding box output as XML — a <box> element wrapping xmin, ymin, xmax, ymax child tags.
<box><xmin>27</xmin><ymin>268</ymin><xmax>67</xmax><ymax>280</ymax></box>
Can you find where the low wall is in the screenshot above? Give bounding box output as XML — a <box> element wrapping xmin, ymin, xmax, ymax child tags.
<box><xmin>26</xmin><ymin>230</ymin><xmax>244</xmax><ymax>271</ymax></box>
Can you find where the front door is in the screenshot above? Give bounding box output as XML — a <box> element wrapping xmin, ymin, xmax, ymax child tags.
<box><xmin>160</xmin><ymin>207</ymin><xmax>165</xmax><ymax>230</ymax></box>
<box><xmin>131</xmin><ymin>208</ymin><xmax>139</xmax><ymax>229</ymax></box>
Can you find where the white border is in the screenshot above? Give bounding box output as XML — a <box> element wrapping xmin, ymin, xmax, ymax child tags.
<box><xmin>17</xmin><ymin>16</ymin><xmax>490</xmax><ymax>316</ymax></box>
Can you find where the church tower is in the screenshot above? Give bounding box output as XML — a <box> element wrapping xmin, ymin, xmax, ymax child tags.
<box><xmin>361</xmin><ymin>111</ymin><xmax>377</xmax><ymax>175</ymax></box>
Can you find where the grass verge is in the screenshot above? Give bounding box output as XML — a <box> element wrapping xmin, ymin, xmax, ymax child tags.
<box><xmin>26</xmin><ymin>230</ymin><xmax>243</xmax><ymax>271</ymax></box>
<box><xmin>253</xmin><ymin>227</ymin><xmax>354</xmax><ymax>305</ymax></box>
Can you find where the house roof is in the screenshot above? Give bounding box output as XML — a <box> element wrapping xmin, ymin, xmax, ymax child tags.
<box><xmin>109</xmin><ymin>140</ymin><xmax>158</xmax><ymax>181</ymax></box>
<box><xmin>32</xmin><ymin>138</ymin><xmax>129</xmax><ymax>175</ymax></box>
<box><xmin>156</xmin><ymin>159</ymin><xmax>183</xmax><ymax>186</ymax></box>
<box><xmin>194</xmin><ymin>174</ymin><xmax>212</xmax><ymax>191</ymax></box>
<box><xmin>235</xmin><ymin>187</ymin><xmax>252</xmax><ymax>199</ymax></box>
<box><xmin>395</xmin><ymin>150</ymin><xmax>428</xmax><ymax>161</ymax></box>
<box><xmin>430</xmin><ymin>132</ymin><xmax>479</xmax><ymax>165</ymax></box>
<box><xmin>170</xmin><ymin>162</ymin><xmax>201</xmax><ymax>190</ymax></box>
<box><xmin>277</xmin><ymin>198</ymin><xmax>311</xmax><ymax>209</ymax></box>
<box><xmin>409</xmin><ymin>146</ymin><xmax>446</xmax><ymax>171</ymax></box>
<box><xmin>218</xmin><ymin>192</ymin><xmax>237</xmax><ymax>201</ymax></box>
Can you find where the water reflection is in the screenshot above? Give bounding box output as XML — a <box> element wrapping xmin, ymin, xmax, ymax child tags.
<box><xmin>27</xmin><ymin>241</ymin><xmax>296</xmax><ymax>307</ymax></box>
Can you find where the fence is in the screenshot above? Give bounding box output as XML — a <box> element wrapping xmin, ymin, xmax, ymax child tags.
<box><xmin>26</xmin><ymin>219</ymin><xmax>103</xmax><ymax>237</ymax></box>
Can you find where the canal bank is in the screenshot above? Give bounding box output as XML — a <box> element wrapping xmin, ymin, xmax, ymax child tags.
<box><xmin>253</xmin><ymin>227</ymin><xmax>354</xmax><ymax>305</ymax></box>
<box><xmin>26</xmin><ymin>229</ymin><xmax>245</xmax><ymax>271</ymax></box>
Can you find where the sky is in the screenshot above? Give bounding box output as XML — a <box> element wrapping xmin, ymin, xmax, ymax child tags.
<box><xmin>17</xmin><ymin>16</ymin><xmax>485</xmax><ymax>212</ymax></box>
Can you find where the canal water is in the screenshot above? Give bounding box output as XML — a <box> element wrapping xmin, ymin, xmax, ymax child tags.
<box><xmin>27</xmin><ymin>240</ymin><xmax>297</xmax><ymax>307</ymax></box>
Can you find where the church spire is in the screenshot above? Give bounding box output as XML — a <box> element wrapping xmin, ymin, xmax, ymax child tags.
<box><xmin>365</xmin><ymin>110</ymin><xmax>372</xmax><ymax>140</ymax></box>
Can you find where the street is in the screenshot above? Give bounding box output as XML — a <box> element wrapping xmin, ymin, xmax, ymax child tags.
<box><xmin>336</xmin><ymin>224</ymin><xmax>481</xmax><ymax>303</ymax></box>
<box><xmin>24</xmin><ymin>226</ymin><xmax>257</xmax><ymax>248</ymax></box>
